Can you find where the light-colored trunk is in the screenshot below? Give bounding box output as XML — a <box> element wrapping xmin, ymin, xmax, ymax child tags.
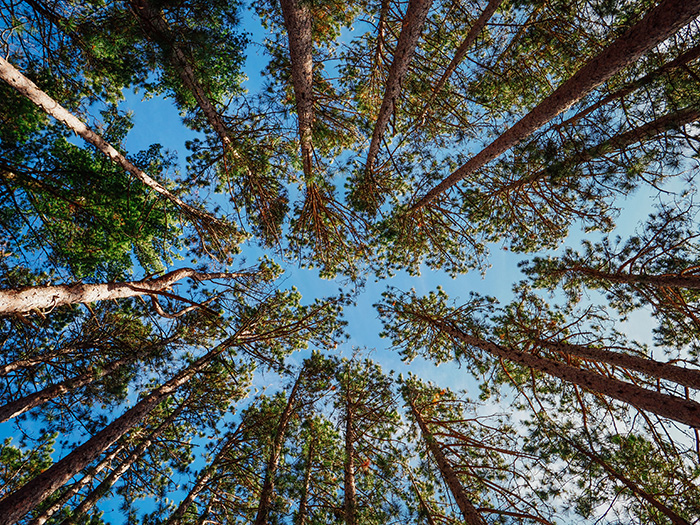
<box><xmin>408</xmin><ymin>396</ymin><xmax>487</xmax><ymax>525</ymax></box>
<box><xmin>294</xmin><ymin>431</ymin><xmax>315</xmax><ymax>525</ymax></box>
<box><xmin>0</xmin><ymin>357</ymin><xmax>128</xmax><ymax>423</ymax></box>
<box><xmin>411</xmin><ymin>0</ymin><xmax>700</xmax><ymax>210</ymax></box>
<box><xmin>365</xmin><ymin>0</ymin><xmax>434</xmax><ymax>174</ymax></box>
<box><xmin>435</xmin><ymin>320</ymin><xmax>700</xmax><ymax>428</ymax></box>
<box><xmin>0</xmin><ymin>338</ymin><xmax>233</xmax><ymax>524</ymax></box>
<box><xmin>254</xmin><ymin>374</ymin><xmax>302</xmax><ymax>525</ymax></box>
<box><xmin>0</xmin><ymin>268</ymin><xmax>242</xmax><ymax>315</ymax></box>
<box><xmin>344</xmin><ymin>398</ymin><xmax>357</xmax><ymax>525</ymax></box>
<box><xmin>280</xmin><ymin>0</ymin><xmax>315</xmax><ymax>179</ymax></box>
<box><xmin>0</xmin><ymin>57</ymin><xmax>218</xmax><ymax>226</ymax></box>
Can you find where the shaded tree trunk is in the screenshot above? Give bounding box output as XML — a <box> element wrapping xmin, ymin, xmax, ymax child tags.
<box><xmin>0</xmin><ymin>57</ymin><xmax>218</xmax><ymax>226</ymax></box>
<box><xmin>561</xmin><ymin>265</ymin><xmax>700</xmax><ymax>291</ymax></box>
<box><xmin>411</xmin><ymin>0</ymin><xmax>700</xmax><ymax>210</ymax></box>
<box><xmin>344</xmin><ymin>396</ymin><xmax>357</xmax><ymax>525</ymax></box>
<box><xmin>253</xmin><ymin>373</ymin><xmax>303</xmax><ymax>525</ymax></box>
<box><xmin>294</xmin><ymin>430</ymin><xmax>315</xmax><ymax>525</ymax></box>
<box><xmin>0</xmin><ymin>268</ymin><xmax>243</xmax><ymax>315</ymax></box>
<box><xmin>407</xmin><ymin>395</ymin><xmax>487</xmax><ymax>525</ymax></box>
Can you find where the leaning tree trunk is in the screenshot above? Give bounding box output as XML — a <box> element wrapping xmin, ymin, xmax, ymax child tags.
<box><xmin>432</xmin><ymin>319</ymin><xmax>700</xmax><ymax>428</ymax></box>
<box><xmin>59</xmin><ymin>400</ymin><xmax>187</xmax><ymax>525</ymax></box>
<box><xmin>280</xmin><ymin>0</ymin><xmax>315</xmax><ymax>180</ymax></box>
<box><xmin>0</xmin><ymin>338</ymin><xmax>233</xmax><ymax>524</ymax></box>
<box><xmin>364</xmin><ymin>0</ymin><xmax>434</xmax><ymax>175</ymax></box>
<box><xmin>411</xmin><ymin>0</ymin><xmax>700</xmax><ymax>210</ymax></box>
<box><xmin>0</xmin><ymin>267</ymin><xmax>243</xmax><ymax>315</ymax></box>
<box><xmin>562</xmin><ymin>265</ymin><xmax>700</xmax><ymax>292</ymax></box>
<box><xmin>407</xmin><ymin>395</ymin><xmax>487</xmax><ymax>525</ymax></box>
<box><xmin>253</xmin><ymin>373</ymin><xmax>303</xmax><ymax>525</ymax></box>
<box><xmin>0</xmin><ymin>357</ymin><xmax>129</xmax><ymax>423</ymax></box>
<box><xmin>0</xmin><ymin>57</ymin><xmax>219</xmax><ymax>227</ymax></box>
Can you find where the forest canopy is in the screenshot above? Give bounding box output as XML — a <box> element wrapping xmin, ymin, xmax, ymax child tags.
<box><xmin>1</xmin><ymin>0</ymin><xmax>700</xmax><ymax>523</ymax></box>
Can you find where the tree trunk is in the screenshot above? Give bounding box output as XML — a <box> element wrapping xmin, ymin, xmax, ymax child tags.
<box><xmin>417</xmin><ymin>0</ymin><xmax>503</xmax><ymax>123</ymax></box>
<box><xmin>434</xmin><ymin>319</ymin><xmax>700</xmax><ymax>428</ymax></box>
<box><xmin>280</xmin><ymin>0</ymin><xmax>315</xmax><ymax>180</ymax></box>
<box><xmin>0</xmin><ymin>339</ymin><xmax>232</xmax><ymax>524</ymax></box>
<box><xmin>0</xmin><ymin>357</ymin><xmax>129</xmax><ymax>423</ymax></box>
<box><xmin>253</xmin><ymin>373</ymin><xmax>303</xmax><ymax>525</ymax></box>
<box><xmin>556</xmin><ymin>42</ymin><xmax>700</xmax><ymax>130</ymax></box>
<box><xmin>407</xmin><ymin>395</ymin><xmax>487</xmax><ymax>525</ymax></box>
<box><xmin>537</xmin><ymin>337</ymin><xmax>700</xmax><ymax>390</ymax></box>
<box><xmin>0</xmin><ymin>57</ymin><xmax>218</xmax><ymax>226</ymax></box>
<box><xmin>564</xmin><ymin>265</ymin><xmax>700</xmax><ymax>291</ymax></box>
<box><xmin>0</xmin><ymin>268</ymin><xmax>243</xmax><ymax>315</ymax></box>
<box><xmin>343</xmin><ymin>397</ymin><xmax>357</xmax><ymax>525</ymax></box>
<box><xmin>411</xmin><ymin>0</ymin><xmax>700</xmax><ymax>210</ymax></box>
<box><xmin>364</xmin><ymin>0</ymin><xmax>434</xmax><ymax>175</ymax></box>
<box><xmin>25</xmin><ymin>443</ymin><xmax>126</xmax><ymax>525</ymax></box>
<box><xmin>59</xmin><ymin>400</ymin><xmax>186</xmax><ymax>525</ymax></box>
<box><xmin>294</xmin><ymin>430</ymin><xmax>315</xmax><ymax>525</ymax></box>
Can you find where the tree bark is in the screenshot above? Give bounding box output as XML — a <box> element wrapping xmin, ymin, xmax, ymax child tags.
<box><xmin>280</xmin><ymin>0</ymin><xmax>315</xmax><ymax>180</ymax></box>
<box><xmin>407</xmin><ymin>395</ymin><xmax>487</xmax><ymax>525</ymax></box>
<box><xmin>253</xmin><ymin>373</ymin><xmax>303</xmax><ymax>525</ymax></box>
<box><xmin>294</xmin><ymin>430</ymin><xmax>315</xmax><ymax>525</ymax></box>
<box><xmin>364</xmin><ymin>0</ymin><xmax>434</xmax><ymax>175</ymax></box>
<box><xmin>411</xmin><ymin>0</ymin><xmax>700</xmax><ymax>210</ymax></box>
<box><xmin>563</xmin><ymin>265</ymin><xmax>700</xmax><ymax>291</ymax></box>
<box><xmin>0</xmin><ymin>357</ymin><xmax>129</xmax><ymax>423</ymax></box>
<box><xmin>0</xmin><ymin>338</ymin><xmax>234</xmax><ymax>524</ymax></box>
<box><xmin>344</xmin><ymin>395</ymin><xmax>357</xmax><ymax>525</ymax></box>
<box><xmin>433</xmin><ymin>319</ymin><xmax>700</xmax><ymax>428</ymax></box>
<box><xmin>0</xmin><ymin>268</ymin><xmax>243</xmax><ymax>315</ymax></box>
<box><xmin>0</xmin><ymin>57</ymin><xmax>218</xmax><ymax>226</ymax></box>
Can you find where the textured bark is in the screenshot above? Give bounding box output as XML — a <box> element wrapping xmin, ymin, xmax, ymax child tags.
<box><xmin>0</xmin><ymin>340</ymin><xmax>232</xmax><ymax>524</ymax></box>
<box><xmin>280</xmin><ymin>0</ymin><xmax>315</xmax><ymax>179</ymax></box>
<box><xmin>408</xmin><ymin>396</ymin><xmax>487</xmax><ymax>525</ymax></box>
<box><xmin>25</xmin><ymin>443</ymin><xmax>126</xmax><ymax>525</ymax></box>
<box><xmin>564</xmin><ymin>265</ymin><xmax>700</xmax><ymax>291</ymax></box>
<box><xmin>556</xmin><ymin>42</ymin><xmax>700</xmax><ymax>130</ymax></box>
<box><xmin>365</xmin><ymin>0</ymin><xmax>434</xmax><ymax>174</ymax></box>
<box><xmin>0</xmin><ymin>268</ymin><xmax>242</xmax><ymax>315</ymax></box>
<box><xmin>417</xmin><ymin>0</ymin><xmax>503</xmax><ymax>123</ymax></box>
<box><xmin>538</xmin><ymin>338</ymin><xmax>700</xmax><ymax>391</ymax></box>
<box><xmin>0</xmin><ymin>357</ymin><xmax>128</xmax><ymax>423</ymax></box>
<box><xmin>411</xmin><ymin>0</ymin><xmax>700</xmax><ymax>210</ymax></box>
<box><xmin>165</xmin><ymin>427</ymin><xmax>242</xmax><ymax>525</ymax></box>
<box><xmin>60</xmin><ymin>401</ymin><xmax>186</xmax><ymax>525</ymax></box>
<box><xmin>254</xmin><ymin>374</ymin><xmax>303</xmax><ymax>525</ymax></box>
<box><xmin>494</xmin><ymin>105</ymin><xmax>700</xmax><ymax>197</ymax></box>
<box><xmin>344</xmin><ymin>398</ymin><xmax>357</xmax><ymax>525</ymax></box>
<box><xmin>435</xmin><ymin>320</ymin><xmax>700</xmax><ymax>428</ymax></box>
<box><xmin>0</xmin><ymin>57</ymin><xmax>217</xmax><ymax>225</ymax></box>
<box><xmin>294</xmin><ymin>431</ymin><xmax>315</xmax><ymax>525</ymax></box>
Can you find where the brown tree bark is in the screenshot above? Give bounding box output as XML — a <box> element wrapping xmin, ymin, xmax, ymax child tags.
<box><xmin>0</xmin><ymin>338</ymin><xmax>234</xmax><ymax>524</ymax></box>
<box><xmin>279</xmin><ymin>0</ymin><xmax>315</xmax><ymax>180</ymax></box>
<box><xmin>344</xmin><ymin>394</ymin><xmax>357</xmax><ymax>525</ymax></box>
<box><xmin>432</xmin><ymin>319</ymin><xmax>700</xmax><ymax>428</ymax></box>
<box><xmin>407</xmin><ymin>395</ymin><xmax>487</xmax><ymax>525</ymax></box>
<box><xmin>253</xmin><ymin>373</ymin><xmax>303</xmax><ymax>525</ymax></box>
<box><xmin>0</xmin><ymin>57</ymin><xmax>219</xmax><ymax>226</ymax></box>
<box><xmin>561</xmin><ymin>265</ymin><xmax>700</xmax><ymax>291</ymax></box>
<box><xmin>411</xmin><ymin>0</ymin><xmax>700</xmax><ymax>211</ymax></box>
<box><xmin>364</xmin><ymin>0</ymin><xmax>434</xmax><ymax>175</ymax></box>
<box><xmin>294</xmin><ymin>430</ymin><xmax>315</xmax><ymax>525</ymax></box>
<box><xmin>0</xmin><ymin>268</ymin><xmax>243</xmax><ymax>315</ymax></box>
<box><xmin>0</xmin><ymin>357</ymin><xmax>129</xmax><ymax>423</ymax></box>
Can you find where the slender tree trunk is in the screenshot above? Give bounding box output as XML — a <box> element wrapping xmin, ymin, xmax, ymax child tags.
<box><xmin>279</xmin><ymin>0</ymin><xmax>315</xmax><ymax>180</ymax></box>
<box><xmin>432</xmin><ymin>319</ymin><xmax>700</xmax><ymax>428</ymax></box>
<box><xmin>417</xmin><ymin>0</ymin><xmax>503</xmax><ymax>123</ymax></box>
<box><xmin>364</xmin><ymin>0</ymin><xmax>434</xmax><ymax>175</ymax></box>
<box><xmin>0</xmin><ymin>357</ymin><xmax>129</xmax><ymax>423</ymax></box>
<box><xmin>165</xmin><ymin>425</ymin><xmax>243</xmax><ymax>525</ymax></box>
<box><xmin>59</xmin><ymin>400</ymin><xmax>186</xmax><ymax>525</ymax></box>
<box><xmin>0</xmin><ymin>268</ymin><xmax>243</xmax><ymax>315</ymax></box>
<box><xmin>411</xmin><ymin>0</ymin><xmax>700</xmax><ymax>210</ymax></box>
<box><xmin>253</xmin><ymin>373</ymin><xmax>303</xmax><ymax>525</ymax></box>
<box><xmin>563</xmin><ymin>265</ymin><xmax>700</xmax><ymax>291</ymax></box>
<box><xmin>0</xmin><ymin>345</ymin><xmax>78</xmax><ymax>377</ymax></box>
<box><xmin>0</xmin><ymin>57</ymin><xmax>218</xmax><ymax>226</ymax></box>
<box><xmin>537</xmin><ymin>337</ymin><xmax>700</xmax><ymax>390</ymax></box>
<box><xmin>0</xmin><ymin>339</ymin><xmax>232</xmax><ymax>524</ymax></box>
<box><xmin>343</xmin><ymin>396</ymin><xmax>357</xmax><ymax>525</ymax></box>
<box><xmin>494</xmin><ymin>105</ymin><xmax>700</xmax><ymax>197</ymax></box>
<box><xmin>25</xmin><ymin>443</ymin><xmax>126</xmax><ymax>525</ymax></box>
<box><xmin>407</xmin><ymin>396</ymin><xmax>487</xmax><ymax>525</ymax></box>
<box><xmin>294</xmin><ymin>430</ymin><xmax>315</xmax><ymax>525</ymax></box>
<box><xmin>556</xmin><ymin>42</ymin><xmax>700</xmax><ymax>130</ymax></box>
